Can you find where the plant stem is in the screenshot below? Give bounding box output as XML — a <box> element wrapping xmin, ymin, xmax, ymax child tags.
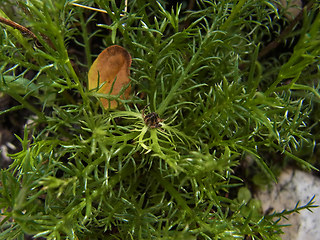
<box><xmin>0</xmin><ymin>16</ymin><xmax>38</xmax><ymax>40</ymax></box>
<box><xmin>79</xmin><ymin>12</ymin><xmax>92</xmax><ymax>68</ymax></box>
<box><xmin>157</xmin><ymin>0</ymin><xmax>247</xmax><ymax>115</ymax></box>
<box><xmin>9</xmin><ymin>91</ymin><xmax>45</xmax><ymax>121</ymax></box>
<box><xmin>220</xmin><ymin>0</ymin><xmax>246</xmax><ymax>31</ymax></box>
<box><xmin>55</xmin><ymin>27</ymin><xmax>87</xmax><ymax>105</ymax></box>
<box><xmin>157</xmin><ymin>29</ymin><xmax>212</xmax><ymax>115</ymax></box>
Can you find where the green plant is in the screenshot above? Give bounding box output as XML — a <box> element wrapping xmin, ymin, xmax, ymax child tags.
<box><xmin>0</xmin><ymin>0</ymin><xmax>319</xmax><ymax>239</ymax></box>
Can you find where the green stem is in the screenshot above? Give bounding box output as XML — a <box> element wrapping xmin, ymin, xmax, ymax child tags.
<box><xmin>271</xmin><ymin>143</ymin><xmax>318</xmax><ymax>171</ymax></box>
<box><xmin>157</xmin><ymin>29</ymin><xmax>211</xmax><ymax>115</ymax></box>
<box><xmin>9</xmin><ymin>91</ymin><xmax>45</xmax><ymax>121</ymax></box>
<box><xmin>291</xmin><ymin>84</ymin><xmax>320</xmax><ymax>100</ymax></box>
<box><xmin>157</xmin><ymin>0</ymin><xmax>246</xmax><ymax>115</ymax></box>
<box><xmin>220</xmin><ymin>0</ymin><xmax>247</xmax><ymax>31</ymax></box>
<box><xmin>79</xmin><ymin>12</ymin><xmax>92</xmax><ymax>68</ymax></box>
<box><xmin>271</xmin><ymin>83</ymin><xmax>320</xmax><ymax>100</ymax></box>
<box><xmin>55</xmin><ymin>27</ymin><xmax>88</xmax><ymax>105</ymax></box>
<box><xmin>151</xmin><ymin>169</ymin><xmax>212</xmax><ymax>231</ymax></box>
<box><xmin>151</xmin><ymin>170</ymin><xmax>192</xmax><ymax>215</ymax></box>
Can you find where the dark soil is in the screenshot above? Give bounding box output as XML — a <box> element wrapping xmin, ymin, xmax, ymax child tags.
<box><xmin>0</xmin><ymin>94</ymin><xmax>30</xmax><ymax>169</ymax></box>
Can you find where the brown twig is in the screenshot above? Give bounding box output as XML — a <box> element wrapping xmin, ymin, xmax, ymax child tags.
<box><xmin>258</xmin><ymin>1</ymin><xmax>315</xmax><ymax>59</ymax></box>
<box><xmin>0</xmin><ymin>16</ymin><xmax>38</xmax><ymax>41</ymax></box>
<box><xmin>0</xmin><ymin>16</ymin><xmax>57</xmax><ymax>49</ymax></box>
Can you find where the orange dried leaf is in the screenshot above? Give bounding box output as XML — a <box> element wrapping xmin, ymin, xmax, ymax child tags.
<box><xmin>88</xmin><ymin>45</ymin><xmax>132</xmax><ymax>109</ymax></box>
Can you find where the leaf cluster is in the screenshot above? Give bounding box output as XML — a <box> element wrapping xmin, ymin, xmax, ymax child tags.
<box><xmin>0</xmin><ymin>0</ymin><xmax>319</xmax><ymax>239</ymax></box>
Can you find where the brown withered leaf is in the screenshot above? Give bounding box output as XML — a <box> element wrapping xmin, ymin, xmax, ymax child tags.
<box><xmin>88</xmin><ymin>45</ymin><xmax>132</xmax><ymax>109</ymax></box>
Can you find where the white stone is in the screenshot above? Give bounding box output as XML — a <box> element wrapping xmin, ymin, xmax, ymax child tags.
<box><xmin>256</xmin><ymin>169</ymin><xmax>320</xmax><ymax>240</ymax></box>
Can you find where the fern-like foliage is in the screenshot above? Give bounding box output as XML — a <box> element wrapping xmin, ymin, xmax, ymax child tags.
<box><xmin>0</xmin><ymin>0</ymin><xmax>319</xmax><ymax>239</ymax></box>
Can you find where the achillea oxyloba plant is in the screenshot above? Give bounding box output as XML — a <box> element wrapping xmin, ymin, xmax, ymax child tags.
<box><xmin>0</xmin><ymin>0</ymin><xmax>319</xmax><ymax>239</ymax></box>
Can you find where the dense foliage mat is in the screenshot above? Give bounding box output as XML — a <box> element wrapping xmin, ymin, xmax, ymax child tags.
<box><xmin>0</xmin><ymin>0</ymin><xmax>319</xmax><ymax>239</ymax></box>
